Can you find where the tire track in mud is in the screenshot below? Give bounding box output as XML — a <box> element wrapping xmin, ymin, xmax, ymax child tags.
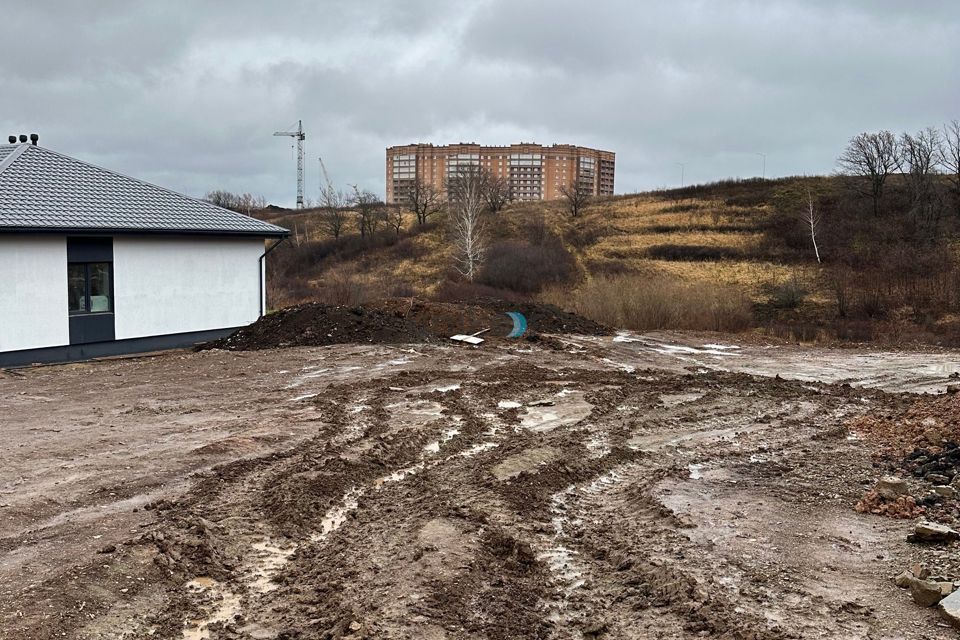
<box><xmin>165</xmin><ymin>369</ymin><xmax>522</xmax><ymax>639</ymax></box>
<box><xmin>526</xmin><ymin>380</ymin><xmax>878</xmax><ymax>639</ymax></box>
<box><xmin>135</xmin><ymin>363</ymin><xmax>903</xmax><ymax>639</ymax></box>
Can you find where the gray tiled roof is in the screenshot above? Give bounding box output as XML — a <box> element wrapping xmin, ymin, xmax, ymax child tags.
<box><xmin>0</xmin><ymin>144</ymin><xmax>287</xmax><ymax>237</ymax></box>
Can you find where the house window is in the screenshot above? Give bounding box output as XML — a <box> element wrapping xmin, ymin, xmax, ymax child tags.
<box><xmin>68</xmin><ymin>262</ymin><xmax>112</xmax><ymax>314</ymax></box>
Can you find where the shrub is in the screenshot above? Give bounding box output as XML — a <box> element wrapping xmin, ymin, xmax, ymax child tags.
<box><xmin>645</xmin><ymin>223</ymin><xmax>763</xmax><ymax>234</ymax></box>
<box><xmin>479</xmin><ymin>235</ymin><xmax>578</xmax><ymax>294</ymax></box>
<box><xmin>765</xmin><ymin>277</ymin><xmax>808</xmax><ymax>309</ymax></box>
<box><xmin>431</xmin><ymin>280</ymin><xmax>527</xmax><ymax>303</ymax></box>
<box><xmin>661</xmin><ymin>202</ymin><xmax>703</xmax><ymax>213</ymax></box>
<box><xmin>646</xmin><ymin>244</ymin><xmax>744</xmax><ymax>261</ymax></box>
<box><xmin>540</xmin><ymin>274</ymin><xmax>754</xmax><ymax>332</ymax></box>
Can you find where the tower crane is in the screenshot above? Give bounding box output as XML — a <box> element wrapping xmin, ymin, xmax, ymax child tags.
<box><xmin>318</xmin><ymin>156</ymin><xmax>335</xmax><ymax>202</ymax></box>
<box><xmin>273</xmin><ymin>120</ymin><xmax>306</xmax><ymax>209</ymax></box>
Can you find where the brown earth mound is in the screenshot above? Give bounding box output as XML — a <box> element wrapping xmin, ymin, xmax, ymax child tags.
<box><xmin>850</xmin><ymin>393</ymin><xmax>960</xmax><ymax>458</ymax></box>
<box><xmin>203</xmin><ymin>303</ymin><xmax>435</xmax><ymax>350</ymax></box>
<box><xmin>203</xmin><ymin>299</ymin><xmax>609</xmax><ymax>351</ymax></box>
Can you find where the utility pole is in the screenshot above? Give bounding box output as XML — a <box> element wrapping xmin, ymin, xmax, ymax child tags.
<box><xmin>273</xmin><ymin>120</ymin><xmax>306</xmax><ymax>209</ymax></box>
<box><xmin>675</xmin><ymin>162</ymin><xmax>685</xmax><ymax>188</ymax></box>
<box><xmin>754</xmin><ymin>152</ymin><xmax>767</xmax><ymax>180</ymax></box>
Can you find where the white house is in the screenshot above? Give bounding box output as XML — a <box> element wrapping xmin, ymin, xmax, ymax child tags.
<box><xmin>0</xmin><ymin>138</ymin><xmax>288</xmax><ymax>367</ymax></box>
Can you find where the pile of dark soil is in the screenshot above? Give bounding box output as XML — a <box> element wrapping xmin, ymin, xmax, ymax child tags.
<box><xmin>202</xmin><ymin>299</ymin><xmax>609</xmax><ymax>351</ymax></box>
<box><xmin>202</xmin><ymin>303</ymin><xmax>435</xmax><ymax>351</ymax></box>
<box><xmin>484</xmin><ymin>299</ymin><xmax>609</xmax><ymax>335</ymax></box>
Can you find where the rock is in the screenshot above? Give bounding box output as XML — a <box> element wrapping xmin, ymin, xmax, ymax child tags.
<box><xmin>927</xmin><ymin>473</ymin><xmax>951</xmax><ymax>485</ymax></box>
<box><xmin>919</xmin><ymin>494</ymin><xmax>943</xmax><ymax>507</ymax></box>
<box><xmin>582</xmin><ymin>620</ymin><xmax>609</xmax><ymax>637</ymax></box>
<box><xmin>97</xmin><ymin>544</ymin><xmax>117</xmax><ymax>554</ymax></box>
<box><xmin>895</xmin><ymin>571</ymin><xmax>915</xmax><ymax>587</ymax></box>
<box><xmin>348</xmin><ymin>621</ymin><xmax>362</xmax><ymax>632</ymax></box>
<box><xmin>910</xmin><ymin>563</ymin><xmax>931</xmax><ymax>579</ymax></box>
<box><xmin>935</xmin><ymin>486</ymin><xmax>958</xmax><ymax>499</ymax></box>
<box><xmin>908</xmin><ymin>521</ymin><xmax>960</xmax><ymax>544</ymax></box>
<box><xmin>947</xmin><ymin>384</ymin><xmax>960</xmax><ymax>394</ymax></box>
<box><xmin>875</xmin><ymin>476</ymin><xmax>910</xmax><ymax>500</ymax></box>
<box><xmin>910</xmin><ymin>578</ymin><xmax>948</xmax><ymax>607</ymax></box>
<box><xmin>941</xmin><ymin>589</ymin><xmax>960</xmax><ymax>629</ymax></box>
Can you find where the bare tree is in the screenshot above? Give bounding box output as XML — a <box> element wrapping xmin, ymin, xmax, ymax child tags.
<box><xmin>799</xmin><ymin>189</ymin><xmax>823</xmax><ymax>264</ymax></box>
<box><xmin>350</xmin><ymin>186</ymin><xmax>386</xmax><ymax>239</ymax></box>
<box><xmin>482</xmin><ymin>172</ymin><xmax>511</xmax><ymax>214</ymax></box>
<box><xmin>387</xmin><ymin>205</ymin><xmax>406</xmax><ymax>237</ymax></box>
<box><xmin>836</xmin><ymin>130</ymin><xmax>900</xmax><ymax>216</ymax></box>
<box><xmin>405</xmin><ymin>178</ymin><xmax>444</xmax><ymax>225</ymax></box>
<box><xmin>204</xmin><ymin>190</ymin><xmax>267</xmax><ymax>215</ymax></box>
<box><xmin>447</xmin><ymin>166</ymin><xmax>487</xmax><ymax>282</ymax></box>
<box><xmin>940</xmin><ymin>120</ymin><xmax>960</xmax><ymax>215</ymax></box>
<box><xmin>901</xmin><ymin>127</ymin><xmax>945</xmax><ymax>234</ymax></box>
<box><xmin>559</xmin><ymin>180</ymin><xmax>592</xmax><ymax>218</ymax></box>
<box><xmin>319</xmin><ymin>187</ymin><xmax>349</xmax><ymax>239</ymax></box>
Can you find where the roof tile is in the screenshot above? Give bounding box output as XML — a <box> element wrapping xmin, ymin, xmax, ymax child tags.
<box><xmin>0</xmin><ymin>144</ymin><xmax>287</xmax><ymax>237</ymax></box>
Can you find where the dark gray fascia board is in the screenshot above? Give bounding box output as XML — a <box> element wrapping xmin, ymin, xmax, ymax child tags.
<box><xmin>0</xmin><ymin>226</ymin><xmax>290</xmax><ymax>238</ymax></box>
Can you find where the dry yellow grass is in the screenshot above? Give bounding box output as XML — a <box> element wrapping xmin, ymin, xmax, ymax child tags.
<box><xmin>284</xmin><ymin>192</ymin><xmax>817</xmax><ymax>309</ymax></box>
<box><xmin>564</xmin><ymin>195</ymin><xmax>807</xmax><ymax>305</ymax></box>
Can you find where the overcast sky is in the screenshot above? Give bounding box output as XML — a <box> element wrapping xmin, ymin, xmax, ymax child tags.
<box><xmin>1</xmin><ymin>1</ymin><xmax>958</xmax><ymax>206</ymax></box>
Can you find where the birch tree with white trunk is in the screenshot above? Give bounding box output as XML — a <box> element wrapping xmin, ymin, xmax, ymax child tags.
<box><xmin>801</xmin><ymin>189</ymin><xmax>822</xmax><ymax>264</ymax></box>
<box><xmin>447</xmin><ymin>166</ymin><xmax>487</xmax><ymax>282</ymax></box>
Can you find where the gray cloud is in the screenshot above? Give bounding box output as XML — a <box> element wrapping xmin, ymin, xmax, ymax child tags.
<box><xmin>1</xmin><ymin>0</ymin><xmax>957</xmax><ymax>204</ymax></box>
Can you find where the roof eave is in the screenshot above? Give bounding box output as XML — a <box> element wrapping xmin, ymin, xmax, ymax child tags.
<box><xmin>0</xmin><ymin>226</ymin><xmax>290</xmax><ymax>238</ymax></box>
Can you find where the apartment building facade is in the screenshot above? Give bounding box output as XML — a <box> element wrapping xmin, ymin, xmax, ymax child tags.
<box><xmin>385</xmin><ymin>143</ymin><xmax>615</xmax><ymax>204</ymax></box>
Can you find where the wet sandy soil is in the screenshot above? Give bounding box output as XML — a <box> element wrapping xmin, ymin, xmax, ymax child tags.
<box><xmin>1</xmin><ymin>334</ymin><xmax>958</xmax><ymax>639</ymax></box>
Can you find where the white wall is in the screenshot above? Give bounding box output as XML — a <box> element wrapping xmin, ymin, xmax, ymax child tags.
<box><xmin>113</xmin><ymin>236</ymin><xmax>264</xmax><ymax>340</ymax></box>
<box><xmin>0</xmin><ymin>236</ymin><xmax>69</xmax><ymax>352</ymax></box>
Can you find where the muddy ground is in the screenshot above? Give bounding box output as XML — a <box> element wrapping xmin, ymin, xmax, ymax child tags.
<box><xmin>2</xmin><ymin>332</ymin><xmax>960</xmax><ymax>639</ymax></box>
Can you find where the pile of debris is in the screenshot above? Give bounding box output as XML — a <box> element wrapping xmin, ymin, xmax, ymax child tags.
<box><xmin>850</xmin><ymin>393</ymin><xmax>960</xmax><ymax>524</ymax></box>
<box><xmin>850</xmin><ymin>392</ymin><xmax>960</xmax><ymax>459</ymax></box>
<box><xmin>895</xmin><ymin>522</ymin><xmax>960</xmax><ymax>628</ymax></box>
<box><xmin>202</xmin><ymin>299</ymin><xmax>610</xmax><ymax>351</ymax></box>
<box><xmin>855</xmin><ymin>476</ymin><xmax>925</xmax><ymax>519</ymax></box>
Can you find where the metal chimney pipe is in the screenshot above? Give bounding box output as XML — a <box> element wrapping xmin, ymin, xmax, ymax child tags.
<box><xmin>7</xmin><ymin>136</ymin><xmax>15</xmax><ymax>144</ymax></box>
<box><xmin>18</xmin><ymin>134</ymin><xmax>27</xmax><ymax>143</ymax></box>
<box><xmin>29</xmin><ymin>133</ymin><xmax>38</xmax><ymax>145</ymax></box>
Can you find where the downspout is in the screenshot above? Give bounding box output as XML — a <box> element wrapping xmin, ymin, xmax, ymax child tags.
<box><xmin>258</xmin><ymin>236</ymin><xmax>288</xmax><ymax>317</ymax></box>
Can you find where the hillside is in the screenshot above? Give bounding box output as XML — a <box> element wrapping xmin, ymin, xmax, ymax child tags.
<box><xmin>257</xmin><ymin>175</ymin><xmax>960</xmax><ymax>345</ymax></box>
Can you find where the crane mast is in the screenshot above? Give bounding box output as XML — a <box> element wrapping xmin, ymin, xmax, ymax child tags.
<box><xmin>273</xmin><ymin>120</ymin><xmax>306</xmax><ymax>209</ymax></box>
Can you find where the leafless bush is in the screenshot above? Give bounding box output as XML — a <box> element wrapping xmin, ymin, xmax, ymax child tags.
<box><xmin>431</xmin><ymin>280</ymin><xmax>527</xmax><ymax>304</ymax></box>
<box><xmin>646</xmin><ymin>244</ymin><xmax>744</xmax><ymax>261</ymax></box>
<box><xmin>204</xmin><ymin>190</ymin><xmax>267</xmax><ymax>215</ymax></box>
<box><xmin>764</xmin><ymin>276</ymin><xmax>808</xmax><ymax>309</ymax></box>
<box><xmin>479</xmin><ymin>237</ymin><xmax>577</xmax><ymax>294</ymax></box>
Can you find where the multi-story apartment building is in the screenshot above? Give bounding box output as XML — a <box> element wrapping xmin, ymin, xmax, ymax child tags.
<box><xmin>385</xmin><ymin>142</ymin><xmax>615</xmax><ymax>204</ymax></box>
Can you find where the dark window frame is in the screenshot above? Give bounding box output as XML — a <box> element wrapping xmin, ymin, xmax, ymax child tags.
<box><xmin>68</xmin><ymin>261</ymin><xmax>114</xmax><ymax>316</ymax></box>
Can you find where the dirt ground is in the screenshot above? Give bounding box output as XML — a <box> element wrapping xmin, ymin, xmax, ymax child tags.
<box><xmin>2</xmin><ymin>332</ymin><xmax>960</xmax><ymax>639</ymax></box>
